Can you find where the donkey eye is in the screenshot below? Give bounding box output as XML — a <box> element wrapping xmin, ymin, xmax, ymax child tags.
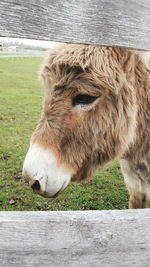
<box><xmin>72</xmin><ymin>94</ymin><xmax>98</xmax><ymax>106</ymax></box>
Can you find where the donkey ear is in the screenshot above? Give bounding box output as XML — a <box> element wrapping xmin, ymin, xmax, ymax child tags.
<box><xmin>56</xmin><ymin>63</ymin><xmax>84</xmax><ymax>75</ymax></box>
<box><xmin>69</xmin><ymin>64</ymin><xmax>86</xmax><ymax>74</ymax></box>
<box><xmin>54</xmin><ymin>57</ymin><xmax>89</xmax><ymax>73</ymax></box>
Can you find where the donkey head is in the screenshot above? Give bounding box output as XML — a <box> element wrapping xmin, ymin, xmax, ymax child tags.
<box><xmin>23</xmin><ymin>44</ymin><xmax>137</xmax><ymax>197</ymax></box>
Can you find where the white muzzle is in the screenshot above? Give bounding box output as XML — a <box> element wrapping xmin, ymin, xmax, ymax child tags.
<box><xmin>22</xmin><ymin>144</ymin><xmax>71</xmax><ymax>197</ymax></box>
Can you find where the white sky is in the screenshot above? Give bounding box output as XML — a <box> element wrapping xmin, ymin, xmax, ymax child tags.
<box><xmin>0</xmin><ymin>37</ymin><xmax>58</xmax><ymax>48</ymax></box>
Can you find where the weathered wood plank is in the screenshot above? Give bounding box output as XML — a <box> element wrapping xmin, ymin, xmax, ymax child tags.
<box><xmin>0</xmin><ymin>210</ymin><xmax>150</xmax><ymax>267</ymax></box>
<box><xmin>0</xmin><ymin>0</ymin><xmax>150</xmax><ymax>50</ymax></box>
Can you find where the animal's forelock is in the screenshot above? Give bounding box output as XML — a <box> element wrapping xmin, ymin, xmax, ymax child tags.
<box><xmin>41</xmin><ymin>44</ymin><xmax>105</xmax><ymax>86</ymax></box>
<box><xmin>41</xmin><ymin>44</ymin><xmax>137</xmax><ymax>99</ymax></box>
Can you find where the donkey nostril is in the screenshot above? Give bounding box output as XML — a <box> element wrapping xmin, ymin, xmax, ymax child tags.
<box><xmin>30</xmin><ymin>180</ymin><xmax>41</xmax><ymax>191</ymax></box>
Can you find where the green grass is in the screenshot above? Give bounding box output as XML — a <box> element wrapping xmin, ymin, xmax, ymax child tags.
<box><xmin>0</xmin><ymin>57</ymin><xmax>129</xmax><ymax>210</ymax></box>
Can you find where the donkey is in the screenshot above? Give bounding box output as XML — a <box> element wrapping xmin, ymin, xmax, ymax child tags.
<box><xmin>23</xmin><ymin>44</ymin><xmax>150</xmax><ymax>208</ymax></box>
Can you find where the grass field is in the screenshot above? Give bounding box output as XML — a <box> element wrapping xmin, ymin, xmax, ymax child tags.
<box><xmin>0</xmin><ymin>57</ymin><xmax>129</xmax><ymax>211</ymax></box>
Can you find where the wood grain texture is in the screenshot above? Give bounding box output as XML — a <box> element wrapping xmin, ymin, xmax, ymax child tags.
<box><xmin>0</xmin><ymin>210</ymin><xmax>150</xmax><ymax>267</ymax></box>
<box><xmin>0</xmin><ymin>0</ymin><xmax>150</xmax><ymax>50</ymax></box>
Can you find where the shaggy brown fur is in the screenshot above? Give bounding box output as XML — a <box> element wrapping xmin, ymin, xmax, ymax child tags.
<box><xmin>31</xmin><ymin>44</ymin><xmax>150</xmax><ymax>208</ymax></box>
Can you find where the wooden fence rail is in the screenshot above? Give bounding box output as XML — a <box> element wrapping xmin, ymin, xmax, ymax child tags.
<box><xmin>0</xmin><ymin>0</ymin><xmax>150</xmax><ymax>50</ymax></box>
<box><xmin>0</xmin><ymin>210</ymin><xmax>150</xmax><ymax>267</ymax></box>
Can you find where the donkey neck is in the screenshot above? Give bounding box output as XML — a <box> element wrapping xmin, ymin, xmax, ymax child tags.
<box><xmin>124</xmin><ymin>51</ymin><xmax>150</xmax><ymax>162</ymax></box>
